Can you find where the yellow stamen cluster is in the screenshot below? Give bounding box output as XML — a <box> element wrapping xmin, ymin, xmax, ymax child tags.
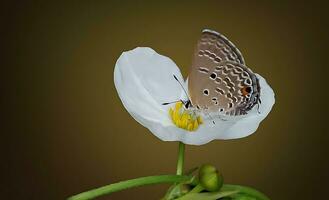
<box><xmin>169</xmin><ymin>102</ymin><xmax>203</xmax><ymax>131</ymax></box>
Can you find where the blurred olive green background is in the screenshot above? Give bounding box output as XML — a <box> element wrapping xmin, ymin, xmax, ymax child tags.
<box><xmin>4</xmin><ymin>1</ymin><xmax>328</xmax><ymax>199</ymax></box>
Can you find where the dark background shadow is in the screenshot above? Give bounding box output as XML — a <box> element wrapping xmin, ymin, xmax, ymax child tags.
<box><xmin>4</xmin><ymin>1</ymin><xmax>328</xmax><ymax>199</ymax></box>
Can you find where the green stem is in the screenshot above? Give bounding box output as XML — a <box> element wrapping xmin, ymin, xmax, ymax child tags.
<box><xmin>176</xmin><ymin>142</ymin><xmax>185</xmax><ymax>175</ymax></box>
<box><xmin>67</xmin><ymin>175</ymin><xmax>190</xmax><ymax>200</ymax></box>
<box><xmin>222</xmin><ymin>184</ymin><xmax>270</xmax><ymax>200</ymax></box>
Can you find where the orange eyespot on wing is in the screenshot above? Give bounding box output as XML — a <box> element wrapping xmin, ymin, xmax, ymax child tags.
<box><xmin>241</xmin><ymin>86</ymin><xmax>252</xmax><ymax>96</ymax></box>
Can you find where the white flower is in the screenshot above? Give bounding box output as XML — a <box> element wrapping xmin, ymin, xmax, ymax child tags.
<box><xmin>114</xmin><ymin>47</ymin><xmax>275</xmax><ymax>145</ymax></box>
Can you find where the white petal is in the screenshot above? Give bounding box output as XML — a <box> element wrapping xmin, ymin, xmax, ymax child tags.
<box><xmin>114</xmin><ymin>47</ymin><xmax>275</xmax><ymax>146</ymax></box>
<box><xmin>144</xmin><ymin>120</ymin><xmax>236</xmax><ymax>145</ymax></box>
<box><xmin>142</xmin><ymin>74</ymin><xmax>274</xmax><ymax>145</ymax></box>
<box><xmin>114</xmin><ymin>47</ymin><xmax>185</xmax><ymax>127</ymax></box>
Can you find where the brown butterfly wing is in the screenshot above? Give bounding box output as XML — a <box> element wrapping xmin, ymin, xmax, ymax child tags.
<box><xmin>188</xmin><ymin>29</ymin><xmax>259</xmax><ymax>116</ymax></box>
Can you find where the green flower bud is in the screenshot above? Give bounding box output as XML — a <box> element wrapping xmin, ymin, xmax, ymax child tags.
<box><xmin>198</xmin><ymin>164</ymin><xmax>223</xmax><ymax>192</ymax></box>
<box><xmin>199</xmin><ymin>164</ymin><xmax>217</xmax><ymax>176</ymax></box>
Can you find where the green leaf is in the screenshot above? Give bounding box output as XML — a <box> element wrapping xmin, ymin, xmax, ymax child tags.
<box><xmin>68</xmin><ymin>175</ymin><xmax>191</xmax><ymax>200</ymax></box>
<box><xmin>221</xmin><ymin>184</ymin><xmax>270</xmax><ymax>200</ymax></box>
<box><xmin>230</xmin><ymin>193</ymin><xmax>257</xmax><ymax>200</ymax></box>
<box><xmin>175</xmin><ymin>184</ymin><xmax>270</xmax><ymax>200</ymax></box>
<box><xmin>176</xmin><ymin>190</ymin><xmax>238</xmax><ymax>200</ymax></box>
<box><xmin>162</xmin><ymin>184</ymin><xmax>192</xmax><ymax>200</ymax></box>
<box><xmin>162</xmin><ymin>176</ymin><xmax>196</xmax><ymax>200</ymax></box>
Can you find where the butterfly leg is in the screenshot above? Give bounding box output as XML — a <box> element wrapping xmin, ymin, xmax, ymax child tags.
<box><xmin>218</xmin><ymin>115</ymin><xmax>228</xmax><ymax>121</ymax></box>
<box><xmin>257</xmin><ymin>98</ymin><xmax>261</xmax><ymax>114</ymax></box>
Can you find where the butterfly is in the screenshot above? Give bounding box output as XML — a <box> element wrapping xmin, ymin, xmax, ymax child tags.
<box><xmin>187</xmin><ymin>29</ymin><xmax>261</xmax><ymax>116</ymax></box>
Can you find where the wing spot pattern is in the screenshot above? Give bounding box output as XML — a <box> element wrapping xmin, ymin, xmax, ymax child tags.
<box><xmin>215</xmin><ymin>77</ymin><xmax>222</xmax><ymax>84</ymax></box>
<box><xmin>198</xmin><ymin>67</ymin><xmax>209</xmax><ymax>74</ymax></box>
<box><xmin>215</xmin><ymin>87</ymin><xmax>225</xmax><ymax>95</ymax></box>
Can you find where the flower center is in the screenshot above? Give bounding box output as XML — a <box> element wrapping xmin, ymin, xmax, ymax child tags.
<box><xmin>169</xmin><ymin>102</ymin><xmax>203</xmax><ymax>131</ymax></box>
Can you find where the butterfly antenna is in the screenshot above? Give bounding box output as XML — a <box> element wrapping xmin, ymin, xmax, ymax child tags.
<box><xmin>162</xmin><ymin>100</ymin><xmax>184</xmax><ymax>105</ymax></box>
<box><xmin>218</xmin><ymin>115</ymin><xmax>228</xmax><ymax>121</ymax></box>
<box><xmin>173</xmin><ymin>75</ymin><xmax>190</xmax><ymax>102</ymax></box>
<box><xmin>257</xmin><ymin>98</ymin><xmax>261</xmax><ymax>114</ymax></box>
<box><xmin>210</xmin><ymin>115</ymin><xmax>216</xmax><ymax>124</ymax></box>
